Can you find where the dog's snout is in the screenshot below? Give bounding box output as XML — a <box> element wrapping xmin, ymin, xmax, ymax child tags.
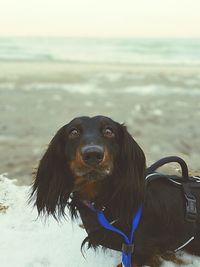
<box><xmin>81</xmin><ymin>145</ymin><xmax>104</xmax><ymax>166</ymax></box>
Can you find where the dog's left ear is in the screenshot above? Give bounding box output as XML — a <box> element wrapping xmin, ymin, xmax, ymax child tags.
<box><xmin>30</xmin><ymin>125</ymin><xmax>73</xmax><ymax>218</ymax></box>
<box><xmin>118</xmin><ymin>124</ymin><xmax>146</xmax><ymax>200</ymax></box>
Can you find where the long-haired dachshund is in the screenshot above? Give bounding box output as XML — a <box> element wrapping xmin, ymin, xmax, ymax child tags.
<box><xmin>31</xmin><ymin>116</ymin><xmax>200</xmax><ymax>267</ymax></box>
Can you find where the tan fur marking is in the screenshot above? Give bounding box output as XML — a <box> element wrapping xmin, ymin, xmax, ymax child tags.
<box><xmin>69</xmin><ymin>151</ymin><xmax>85</xmax><ymax>171</ymax></box>
<box><xmin>99</xmin><ymin>147</ymin><xmax>113</xmax><ymax>169</ymax></box>
<box><xmin>73</xmin><ymin>176</ymin><xmax>99</xmax><ymax>200</ymax></box>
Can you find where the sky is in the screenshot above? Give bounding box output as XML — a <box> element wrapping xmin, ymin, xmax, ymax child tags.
<box><xmin>0</xmin><ymin>0</ymin><xmax>200</xmax><ymax>38</ymax></box>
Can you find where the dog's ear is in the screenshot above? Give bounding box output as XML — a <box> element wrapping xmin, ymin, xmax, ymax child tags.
<box><xmin>118</xmin><ymin>124</ymin><xmax>146</xmax><ymax>203</ymax></box>
<box><xmin>30</xmin><ymin>125</ymin><xmax>73</xmax><ymax>218</ymax></box>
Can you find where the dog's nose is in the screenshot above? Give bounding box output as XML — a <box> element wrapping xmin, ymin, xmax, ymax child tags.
<box><xmin>81</xmin><ymin>145</ymin><xmax>104</xmax><ymax>166</ymax></box>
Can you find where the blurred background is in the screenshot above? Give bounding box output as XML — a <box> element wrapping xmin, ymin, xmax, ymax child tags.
<box><xmin>0</xmin><ymin>0</ymin><xmax>200</xmax><ymax>185</ymax></box>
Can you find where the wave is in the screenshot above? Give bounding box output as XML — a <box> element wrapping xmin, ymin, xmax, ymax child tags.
<box><xmin>0</xmin><ymin>37</ymin><xmax>200</xmax><ymax>65</ymax></box>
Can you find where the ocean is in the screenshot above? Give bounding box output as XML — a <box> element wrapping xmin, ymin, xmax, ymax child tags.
<box><xmin>0</xmin><ymin>37</ymin><xmax>200</xmax><ymax>65</ymax></box>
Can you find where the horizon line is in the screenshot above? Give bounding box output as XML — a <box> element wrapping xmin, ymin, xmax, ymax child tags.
<box><xmin>0</xmin><ymin>35</ymin><xmax>200</xmax><ymax>39</ymax></box>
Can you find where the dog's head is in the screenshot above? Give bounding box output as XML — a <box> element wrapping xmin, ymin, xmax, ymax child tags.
<box><xmin>68</xmin><ymin>116</ymin><xmax>119</xmax><ymax>180</ymax></box>
<box><xmin>31</xmin><ymin>116</ymin><xmax>146</xmax><ymax>217</ymax></box>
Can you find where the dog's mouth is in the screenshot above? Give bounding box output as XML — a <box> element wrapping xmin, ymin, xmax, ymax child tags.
<box><xmin>73</xmin><ymin>166</ymin><xmax>112</xmax><ymax>181</ymax></box>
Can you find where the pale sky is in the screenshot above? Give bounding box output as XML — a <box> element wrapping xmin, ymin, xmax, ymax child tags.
<box><xmin>0</xmin><ymin>0</ymin><xmax>200</xmax><ymax>38</ymax></box>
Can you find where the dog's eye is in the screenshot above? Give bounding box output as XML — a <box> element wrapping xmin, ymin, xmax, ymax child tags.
<box><xmin>103</xmin><ymin>127</ymin><xmax>115</xmax><ymax>138</ymax></box>
<box><xmin>69</xmin><ymin>128</ymin><xmax>80</xmax><ymax>138</ymax></box>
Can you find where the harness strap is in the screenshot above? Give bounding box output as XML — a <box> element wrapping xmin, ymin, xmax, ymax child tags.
<box><xmin>146</xmin><ymin>156</ymin><xmax>189</xmax><ymax>179</ymax></box>
<box><xmin>100</xmin><ymin>206</ymin><xmax>143</xmax><ymax>267</ymax></box>
<box><xmin>174</xmin><ymin>236</ymin><xmax>195</xmax><ymax>252</ymax></box>
<box><xmin>82</xmin><ymin>200</ymin><xmax>142</xmax><ymax>267</ymax></box>
<box><xmin>182</xmin><ymin>182</ymin><xmax>197</xmax><ymax>222</ymax></box>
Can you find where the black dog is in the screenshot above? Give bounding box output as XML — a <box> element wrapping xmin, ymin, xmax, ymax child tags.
<box><xmin>31</xmin><ymin>116</ymin><xmax>200</xmax><ymax>266</ymax></box>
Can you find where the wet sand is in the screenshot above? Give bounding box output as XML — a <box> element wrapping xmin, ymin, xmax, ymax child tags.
<box><xmin>0</xmin><ymin>61</ymin><xmax>200</xmax><ymax>184</ymax></box>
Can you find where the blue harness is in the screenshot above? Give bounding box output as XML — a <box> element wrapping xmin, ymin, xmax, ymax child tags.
<box><xmin>83</xmin><ymin>200</ymin><xmax>143</xmax><ymax>267</ymax></box>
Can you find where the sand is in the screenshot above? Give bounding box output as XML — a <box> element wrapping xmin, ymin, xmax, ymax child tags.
<box><xmin>0</xmin><ymin>61</ymin><xmax>199</xmax><ymax>184</ymax></box>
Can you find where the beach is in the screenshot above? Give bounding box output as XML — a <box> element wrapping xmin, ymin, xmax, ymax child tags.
<box><xmin>0</xmin><ymin>58</ymin><xmax>200</xmax><ymax>184</ymax></box>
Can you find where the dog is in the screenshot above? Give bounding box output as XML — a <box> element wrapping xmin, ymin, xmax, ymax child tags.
<box><xmin>31</xmin><ymin>116</ymin><xmax>200</xmax><ymax>266</ymax></box>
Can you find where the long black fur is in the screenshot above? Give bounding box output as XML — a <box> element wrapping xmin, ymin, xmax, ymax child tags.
<box><xmin>31</xmin><ymin>125</ymin><xmax>74</xmax><ymax>218</ymax></box>
<box><xmin>30</xmin><ymin>116</ymin><xmax>200</xmax><ymax>266</ymax></box>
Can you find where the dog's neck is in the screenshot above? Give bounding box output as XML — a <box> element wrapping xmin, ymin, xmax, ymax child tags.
<box><xmin>73</xmin><ymin>176</ymin><xmax>101</xmax><ymax>201</ymax></box>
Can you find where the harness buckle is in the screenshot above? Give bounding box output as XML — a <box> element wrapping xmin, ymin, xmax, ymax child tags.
<box><xmin>122</xmin><ymin>243</ymin><xmax>134</xmax><ymax>254</ymax></box>
<box><xmin>185</xmin><ymin>194</ymin><xmax>197</xmax><ymax>223</ymax></box>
